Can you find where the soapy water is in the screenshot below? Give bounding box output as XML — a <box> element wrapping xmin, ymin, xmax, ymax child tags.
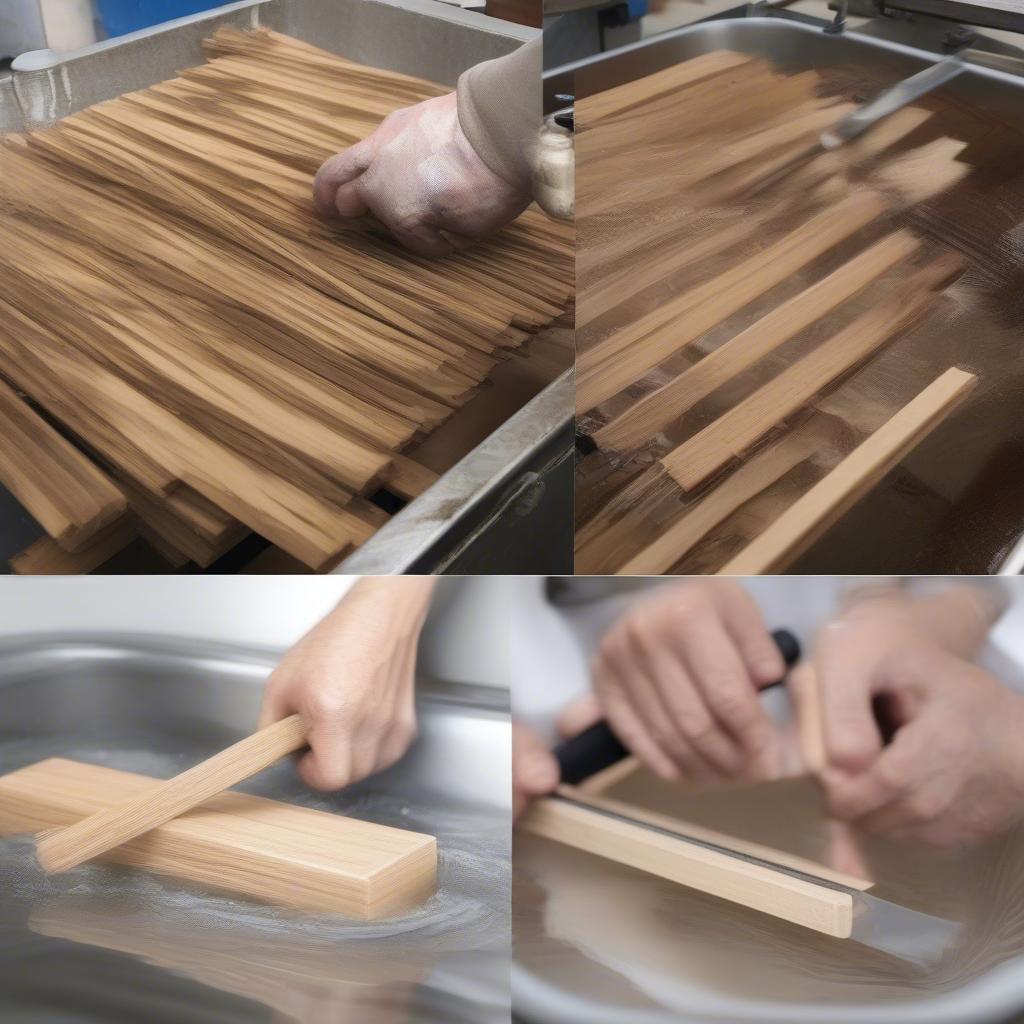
<box><xmin>0</xmin><ymin>734</ymin><xmax>510</xmax><ymax>1023</ymax></box>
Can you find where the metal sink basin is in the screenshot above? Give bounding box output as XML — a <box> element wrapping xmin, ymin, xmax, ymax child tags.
<box><xmin>0</xmin><ymin>634</ymin><xmax>510</xmax><ymax>1024</ymax></box>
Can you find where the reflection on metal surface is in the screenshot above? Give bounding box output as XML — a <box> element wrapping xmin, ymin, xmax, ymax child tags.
<box><xmin>0</xmin><ymin>637</ymin><xmax>510</xmax><ymax>1024</ymax></box>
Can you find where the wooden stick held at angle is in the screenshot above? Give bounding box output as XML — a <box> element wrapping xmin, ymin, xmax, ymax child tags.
<box><xmin>35</xmin><ymin>714</ymin><xmax>308</xmax><ymax>874</ymax></box>
<box><xmin>719</xmin><ymin>367</ymin><xmax>978</xmax><ymax>573</ymax></box>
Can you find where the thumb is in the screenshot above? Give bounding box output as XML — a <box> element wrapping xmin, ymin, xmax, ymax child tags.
<box><xmin>313</xmin><ymin>139</ymin><xmax>374</xmax><ymax>217</ymax></box>
<box><xmin>513</xmin><ymin>721</ymin><xmax>559</xmax><ymax>820</ymax></box>
<box><xmin>555</xmin><ymin>692</ymin><xmax>603</xmax><ymax>739</ymax></box>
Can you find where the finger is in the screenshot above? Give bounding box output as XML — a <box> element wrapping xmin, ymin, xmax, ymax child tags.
<box><xmin>332</xmin><ymin>180</ymin><xmax>369</xmax><ymax>219</ymax></box>
<box><xmin>313</xmin><ymin>141</ymin><xmax>374</xmax><ymax>216</ymax></box>
<box><xmin>555</xmin><ymin>692</ymin><xmax>603</xmax><ymax>739</ymax></box>
<box><xmin>513</xmin><ymin>722</ymin><xmax>560</xmax><ymax>820</ymax></box>
<box><xmin>823</xmin><ymin>715</ymin><xmax>930</xmax><ymax>822</ymax></box>
<box><xmin>608</xmin><ymin>631</ymin><xmax>704</xmax><ymax>780</ymax></box>
<box><xmin>642</xmin><ymin>642</ymin><xmax>741</xmax><ymax>778</ymax></box>
<box><xmin>296</xmin><ymin>740</ymin><xmax>353</xmax><ymax>791</ymax></box>
<box><xmin>712</xmin><ymin>582</ymin><xmax>785</xmax><ymax>685</ymax></box>
<box><xmin>816</xmin><ymin>627</ymin><xmax>884</xmax><ymax>773</ymax></box>
<box><xmin>678</xmin><ymin>612</ymin><xmax>781</xmax><ymax>777</ymax></box>
<box><xmin>256</xmin><ymin>687</ymin><xmax>290</xmax><ymax>731</ymax></box>
<box><xmin>388</xmin><ymin>222</ymin><xmax>454</xmax><ymax>258</ymax></box>
<box><xmin>857</xmin><ymin>774</ymin><xmax>956</xmax><ymax>837</ymax></box>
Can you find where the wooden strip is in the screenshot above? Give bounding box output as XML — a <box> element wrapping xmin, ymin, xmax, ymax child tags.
<box><xmin>0</xmin><ymin>379</ymin><xmax>127</xmax><ymax>551</ymax></box>
<box><xmin>579</xmin><ymin>51</ymin><xmax>754</xmax><ymax>124</ymax></box>
<box><xmin>595</xmin><ymin>230</ymin><xmax>922</xmax><ymax>452</ymax></box>
<box><xmin>10</xmin><ymin>518</ymin><xmax>137</xmax><ymax>575</ymax></box>
<box><xmin>619</xmin><ymin>430</ymin><xmax>824</xmax><ymax>574</ymax></box>
<box><xmin>719</xmin><ymin>367</ymin><xmax>978</xmax><ymax>573</ymax></box>
<box><xmin>519</xmin><ymin>795</ymin><xmax>854</xmax><ymax>937</ymax></box>
<box><xmin>577</xmin><ymin>192</ymin><xmax>887</xmax><ymax>413</ymax></box>
<box><xmin>558</xmin><ymin>784</ymin><xmax>872</xmax><ymax>891</ymax></box>
<box><xmin>0</xmin><ymin>758</ymin><xmax>436</xmax><ymax>919</ymax></box>
<box><xmin>38</xmin><ymin>716</ymin><xmax>309</xmax><ymax>874</ymax></box>
<box><xmin>662</xmin><ymin>254</ymin><xmax>965</xmax><ymax>490</ymax></box>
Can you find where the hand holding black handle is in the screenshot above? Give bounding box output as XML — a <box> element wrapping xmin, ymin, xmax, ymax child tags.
<box><xmin>553</xmin><ymin>628</ymin><xmax>802</xmax><ymax>786</ymax></box>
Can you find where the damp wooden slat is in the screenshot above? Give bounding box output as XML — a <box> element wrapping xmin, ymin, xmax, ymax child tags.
<box><xmin>576</xmin><ymin>192</ymin><xmax>888</xmax><ymax>413</ymax></box>
<box><xmin>595</xmin><ymin>230</ymin><xmax>922</xmax><ymax>452</ymax></box>
<box><xmin>661</xmin><ymin>254</ymin><xmax>965</xmax><ymax>490</ymax></box>
<box><xmin>720</xmin><ymin>367</ymin><xmax>978</xmax><ymax>573</ymax></box>
<box><xmin>0</xmin><ymin>758</ymin><xmax>436</xmax><ymax>919</ymax></box>
<box><xmin>0</xmin><ymin>379</ymin><xmax>127</xmax><ymax>551</ymax></box>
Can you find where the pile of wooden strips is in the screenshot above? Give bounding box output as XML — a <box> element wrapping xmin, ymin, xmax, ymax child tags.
<box><xmin>575</xmin><ymin>51</ymin><xmax>995</xmax><ymax>574</ymax></box>
<box><xmin>0</xmin><ymin>27</ymin><xmax>573</xmax><ymax>572</ymax></box>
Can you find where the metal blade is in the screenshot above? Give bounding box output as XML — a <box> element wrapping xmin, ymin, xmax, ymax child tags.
<box><xmin>851</xmin><ymin>890</ymin><xmax>962</xmax><ymax>967</ymax></box>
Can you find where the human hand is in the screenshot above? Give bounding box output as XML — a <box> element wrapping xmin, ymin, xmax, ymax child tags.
<box><xmin>590</xmin><ymin>580</ymin><xmax>788</xmax><ymax>784</ymax></box>
<box><xmin>313</xmin><ymin>91</ymin><xmax>531</xmax><ymax>257</ymax></box>
<box><xmin>821</xmin><ymin>649</ymin><xmax>1024</xmax><ymax>847</ymax></box>
<box><xmin>258</xmin><ymin>577</ymin><xmax>435</xmax><ymax>790</ymax></box>
<box><xmin>513</xmin><ymin>720</ymin><xmax>559</xmax><ymax>821</ymax></box>
<box><xmin>811</xmin><ymin>585</ymin><xmax>1001</xmax><ymax>776</ymax></box>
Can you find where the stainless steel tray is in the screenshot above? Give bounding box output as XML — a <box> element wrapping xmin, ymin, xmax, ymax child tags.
<box><xmin>0</xmin><ymin>633</ymin><xmax>511</xmax><ymax>1024</ymax></box>
<box><xmin>547</xmin><ymin>13</ymin><xmax>1024</xmax><ymax>575</ymax></box>
<box><xmin>0</xmin><ymin>0</ymin><xmax>572</xmax><ymax>575</ymax></box>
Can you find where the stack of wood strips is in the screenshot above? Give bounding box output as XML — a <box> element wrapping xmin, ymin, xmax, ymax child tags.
<box><xmin>0</xmin><ymin>27</ymin><xmax>572</xmax><ymax>572</ymax></box>
<box><xmin>575</xmin><ymin>50</ymin><xmax>995</xmax><ymax>574</ymax></box>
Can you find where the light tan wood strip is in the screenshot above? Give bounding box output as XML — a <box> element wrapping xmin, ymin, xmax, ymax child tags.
<box><xmin>0</xmin><ymin>379</ymin><xmax>127</xmax><ymax>551</ymax></box>
<box><xmin>595</xmin><ymin>230</ymin><xmax>922</xmax><ymax>452</ymax></box>
<box><xmin>719</xmin><ymin>367</ymin><xmax>978</xmax><ymax>573</ymax></box>
<box><xmin>10</xmin><ymin>518</ymin><xmax>138</xmax><ymax>575</ymax></box>
<box><xmin>0</xmin><ymin>757</ymin><xmax>436</xmax><ymax>919</ymax></box>
<box><xmin>619</xmin><ymin>430</ymin><xmax>824</xmax><ymax>574</ymax></box>
<box><xmin>577</xmin><ymin>192</ymin><xmax>887</xmax><ymax>413</ymax></box>
<box><xmin>662</xmin><ymin>254</ymin><xmax>965</xmax><ymax>490</ymax></box>
<box><xmin>519</xmin><ymin>796</ymin><xmax>854</xmax><ymax>937</ymax></box>
<box><xmin>37</xmin><ymin>716</ymin><xmax>310</xmax><ymax>874</ymax></box>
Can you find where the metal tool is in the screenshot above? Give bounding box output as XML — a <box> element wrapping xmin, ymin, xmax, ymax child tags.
<box><xmin>547</xmin><ymin>790</ymin><xmax>962</xmax><ymax>966</ymax></box>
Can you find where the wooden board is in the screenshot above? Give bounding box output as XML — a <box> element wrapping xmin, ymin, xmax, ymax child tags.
<box><xmin>720</xmin><ymin>367</ymin><xmax>978</xmax><ymax>573</ymax></box>
<box><xmin>519</xmin><ymin>793</ymin><xmax>856</xmax><ymax>937</ymax></box>
<box><xmin>10</xmin><ymin>518</ymin><xmax>139</xmax><ymax>575</ymax></box>
<box><xmin>0</xmin><ymin>758</ymin><xmax>436</xmax><ymax>919</ymax></box>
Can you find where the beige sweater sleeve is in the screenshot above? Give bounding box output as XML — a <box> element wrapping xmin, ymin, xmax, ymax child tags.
<box><xmin>456</xmin><ymin>35</ymin><xmax>541</xmax><ymax>194</ymax></box>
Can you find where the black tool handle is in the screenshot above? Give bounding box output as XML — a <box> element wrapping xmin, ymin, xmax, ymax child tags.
<box><xmin>553</xmin><ymin>628</ymin><xmax>801</xmax><ymax>786</ymax></box>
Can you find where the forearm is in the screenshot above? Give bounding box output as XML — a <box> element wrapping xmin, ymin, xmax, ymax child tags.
<box><xmin>323</xmin><ymin>576</ymin><xmax>437</xmax><ymax>641</ymax></box>
<box><xmin>456</xmin><ymin>35</ymin><xmax>541</xmax><ymax>194</ymax></box>
<box><xmin>840</xmin><ymin>580</ymin><xmax>1005</xmax><ymax>659</ymax></box>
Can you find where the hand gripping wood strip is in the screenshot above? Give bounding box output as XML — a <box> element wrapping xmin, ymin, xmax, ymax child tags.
<box><xmin>0</xmin><ymin>26</ymin><xmax>572</xmax><ymax>571</ymax></box>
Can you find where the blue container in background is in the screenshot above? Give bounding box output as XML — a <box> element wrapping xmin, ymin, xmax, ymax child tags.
<box><xmin>96</xmin><ymin>0</ymin><xmax>226</xmax><ymax>37</ymax></box>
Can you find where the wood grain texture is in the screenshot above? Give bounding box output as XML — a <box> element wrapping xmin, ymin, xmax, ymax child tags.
<box><xmin>661</xmin><ymin>254</ymin><xmax>965</xmax><ymax>490</ymax></box>
<box><xmin>10</xmin><ymin>518</ymin><xmax>138</xmax><ymax>575</ymax></box>
<box><xmin>37</xmin><ymin>715</ymin><xmax>309</xmax><ymax>874</ymax></box>
<box><xmin>595</xmin><ymin>230</ymin><xmax>922</xmax><ymax>452</ymax></box>
<box><xmin>519</xmin><ymin>794</ymin><xmax>855</xmax><ymax>937</ymax></box>
<box><xmin>0</xmin><ymin>758</ymin><xmax>436</xmax><ymax>918</ymax></box>
<box><xmin>0</xmin><ymin>26</ymin><xmax>572</xmax><ymax>570</ymax></box>
<box><xmin>720</xmin><ymin>367</ymin><xmax>978</xmax><ymax>573</ymax></box>
<box><xmin>0</xmin><ymin>379</ymin><xmax>127</xmax><ymax>550</ymax></box>
<box><xmin>576</xmin><ymin>191</ymin><xmax>887</xmax><ymax>414</ymax></box>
